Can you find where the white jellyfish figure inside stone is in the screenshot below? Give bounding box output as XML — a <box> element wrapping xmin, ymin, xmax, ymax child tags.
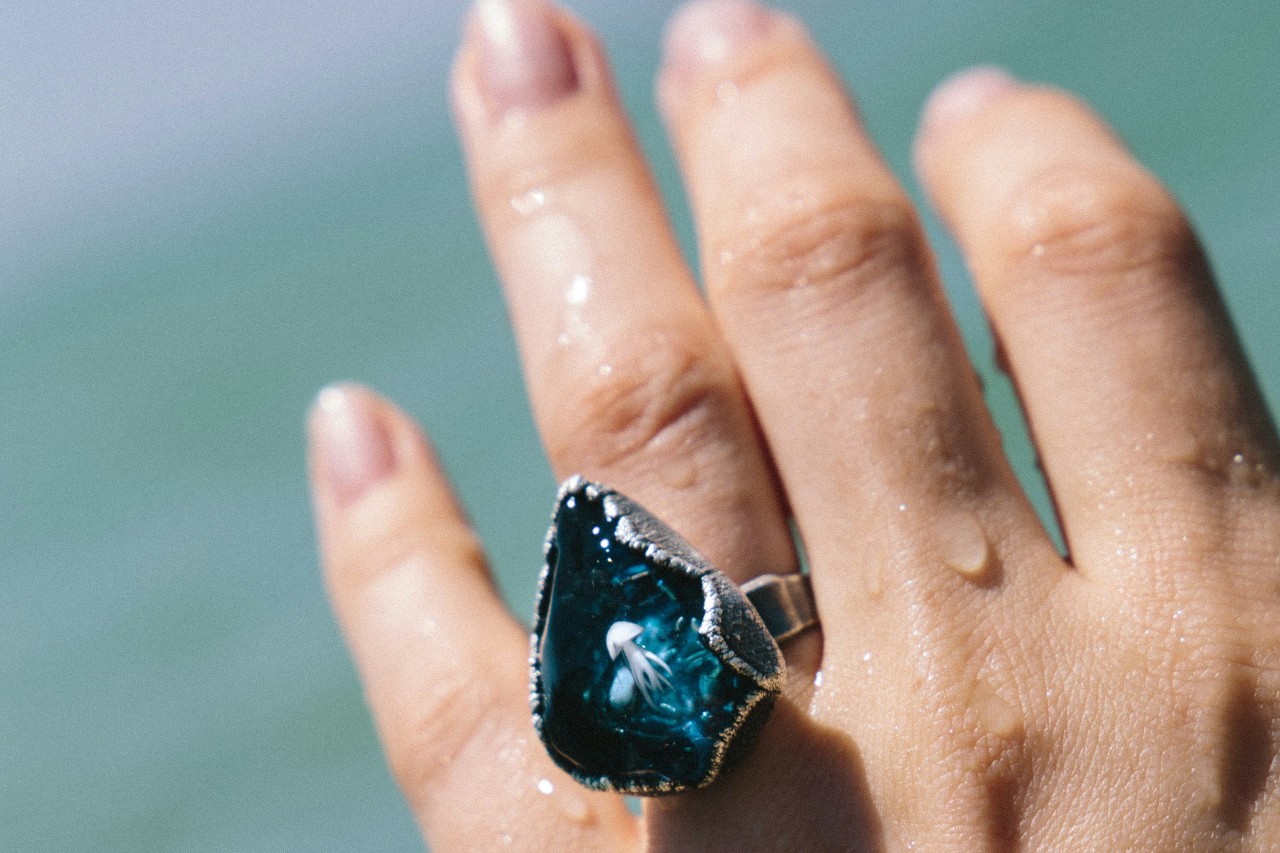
<box><xmin>606</xmin><ymin>621</ymin><xmax>673</xmax><ymax>710</ymax></box>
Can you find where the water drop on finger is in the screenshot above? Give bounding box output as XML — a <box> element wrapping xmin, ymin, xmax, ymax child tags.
<box><xmin>935</xmin><ymin>511</ymin><xmax>990</xmax><ymax>580</ymax></box>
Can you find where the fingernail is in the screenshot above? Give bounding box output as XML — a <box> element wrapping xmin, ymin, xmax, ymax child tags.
<box><xmin>311</xmin><ymin>385</ymin><xmax>396</xmax><ymax>507</ymax></box>
<box><xmin>470</xmin><ymin>0</ymin><xmax>577</xmax><ymax>114</ymax></box>
<box><xmin>663</xmin><ymin>0</ymin><xmax>773</xmax><ymax>80</ymax></box>
<box><xmin>919</xmin><ymin>66</ymin><xmax>1017</xmax><ymax>142</ymax></box>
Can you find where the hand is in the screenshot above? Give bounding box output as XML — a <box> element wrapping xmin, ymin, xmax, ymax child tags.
<box><xmin>307</xmin><ymin>0</ymin><xmax>1280</xmax><ymax>849</ymax></box>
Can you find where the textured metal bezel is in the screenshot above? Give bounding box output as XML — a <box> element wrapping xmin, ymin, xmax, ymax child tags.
<box><xmin>529</xmin><ymin>476</ymin><xmax>786</xmax><ymax>795</ymax></box>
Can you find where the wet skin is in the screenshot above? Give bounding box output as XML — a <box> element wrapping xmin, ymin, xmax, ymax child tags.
<box><xmin>307</xmin><ymin>0</ymin><xmax>1280</xmax><ymax>850</ymax></box>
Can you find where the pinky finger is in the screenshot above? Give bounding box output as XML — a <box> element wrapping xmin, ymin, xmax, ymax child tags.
<box><xmin>308</xmin><ymin>384</ymin><xmax>635</xmax><ymax>852</ymax></box>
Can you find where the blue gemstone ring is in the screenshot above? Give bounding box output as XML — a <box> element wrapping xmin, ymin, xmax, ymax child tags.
<box><xmin>530</xmin><ymin>476</ymin><xmax>818</xmax><ymax>795</ymax></box>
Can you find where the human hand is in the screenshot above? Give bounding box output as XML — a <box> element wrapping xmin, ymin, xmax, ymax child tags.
<box><xmin>307</xmin><ymin>0</ymin><xmax>1280</xmax><ymax>849</ymax></box>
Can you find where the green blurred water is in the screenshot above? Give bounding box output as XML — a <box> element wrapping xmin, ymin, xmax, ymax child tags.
<box><xmin>2</xmin><ymin>1</ymin><xmax>1277</xmax><ymax>850</ymax></box>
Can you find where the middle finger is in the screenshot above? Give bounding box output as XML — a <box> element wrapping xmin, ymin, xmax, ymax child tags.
<box><xmin>659</xmin><ymin>10</ymin><xmax>1072</xmax><ymax>841</ymax></box>
<box><xmin>659</xmin><ymin>6</ymin><xmax>1053</xmax><ymax>636</ymax></box>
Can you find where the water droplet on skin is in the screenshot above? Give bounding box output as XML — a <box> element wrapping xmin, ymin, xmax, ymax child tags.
<box><xmin>1189</xmin><ymin>679</ymin><xmax>1227</xmax><ymax>807</ymax></box>
<box><xmin>597</xmin><ymin>363</ymin><xmax>613</xmax><ymax>377</ymax></box>
<box><xmin>1031</xmin><ymin>243</ymin><xmax>1046</xmax><ymax>257</ymax></box>
<box><xmin>1222</xmin><ymin>450</ymin><xmax>1272</xmax><ymax>488</ymax></box>
<box><xmin>500</xmin><ymin>833</ymin><xmax>514</xmax><ymax>846</ymax></box>
<box><xmin>862</xmin><ymin>651</ymin><xmax>873</xmax><ymax>663</ymax></box>
<box><xmin>510</xmin><ymin>188</ymin><xmax>546</xmax><ymax>215</ymax></box>
<box><xmin>813</xmin><ymin>670</ymin><xmax>824</xmax><ymax>687</ymax></box>
<box><xmin>719</xmin><ymin>248</ymin><xmax>734</xmax><ymax>266</ymax></box>
<box><xmin>936</xmin><ymin>512</ymin><xmax>990</xmax><ymax>580</ymax></box>
<box><xmin>971</xmin><ymin>681</ymin><xmax>1022</xmax><ymax>738</ymax></box>
<box><xmin>897</xmin><ymin>502</ymin><xmax>908</xmax><ymax>513</ymax></box>
<box><xmin>536</xmin><ymin>777</ymin><xmax>591</xmax><ymax>824</ymax></box>
<box><xmin>565</xmin><ymin>273</ymin><xmax>591</xmax><ymax>306</ymax></box>
<box><xmin>1195</xmin><ymin>754</ymin><xmax>1224</xmax><ymax>807</ymax></box>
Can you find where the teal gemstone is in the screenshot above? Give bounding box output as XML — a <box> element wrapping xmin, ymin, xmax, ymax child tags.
<box><xmin>530</xmin><ymin>478</ymin><xmax>785</xmax><ymax>795</ymax></box>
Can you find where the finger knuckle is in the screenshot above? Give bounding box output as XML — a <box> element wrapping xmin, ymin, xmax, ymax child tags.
<box><xmin>716</xmin><ymin>177</ymin><xmax>925</xmax><ymax>303</ymax></box>
<box><xmin>544</xmin><ymin>328</ymin><xmax>735</xmax><ymax>474</ymax></box>
<box><xmin>996</xmin><ymin>163</ymin><xmax>1197</xmax><ymax>285</ymax></box>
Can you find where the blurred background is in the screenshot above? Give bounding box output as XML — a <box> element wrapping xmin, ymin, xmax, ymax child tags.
<box><xmin>1</xmin><ymin>0</ymin><xmax>1276</xmax><ymax>850</ymax></box>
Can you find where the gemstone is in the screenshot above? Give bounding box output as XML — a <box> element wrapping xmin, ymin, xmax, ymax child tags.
<box><xmin>530</xmin><ymin>477</ymin><xmax>785</xmax><ymax>795</ymax></box>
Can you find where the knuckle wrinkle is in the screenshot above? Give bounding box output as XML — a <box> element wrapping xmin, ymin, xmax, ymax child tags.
<box><xmin>997</xmin><ymin>164</ymin><xmax>1197</xmax><ymax>281</ymax></box>
<box><xmin>545</xmin><ymin>332</ymin><xmax>732</xmax><ymax>474</ymax></box>
<box><xmin>717</xmin><ymin>183</ymin><xmax>924</xmax><ymax>301</ymax></box>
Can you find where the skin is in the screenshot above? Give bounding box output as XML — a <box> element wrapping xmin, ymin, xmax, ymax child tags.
<box><xmin>307</xmin><ymin>1</ymin><xmax>1280</xmax><ymax>850</ymax></box>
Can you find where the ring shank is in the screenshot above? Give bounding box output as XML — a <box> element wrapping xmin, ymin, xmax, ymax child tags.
<box><xmin>740</xmin><ymin>573</ymin><xmax>817</xmax><ymax>643</ymax></box>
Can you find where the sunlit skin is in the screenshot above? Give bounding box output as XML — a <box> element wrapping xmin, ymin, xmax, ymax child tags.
<box><xmin>307</xmin><ymin>0</ymin><xmax>1280</xmax><ymax>850</ymax></box>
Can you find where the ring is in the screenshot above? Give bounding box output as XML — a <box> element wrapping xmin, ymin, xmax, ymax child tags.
<box><xmin>529</xmin><ymin>476</ymin><xmax>818</xmax><ymax>795</ymax></box>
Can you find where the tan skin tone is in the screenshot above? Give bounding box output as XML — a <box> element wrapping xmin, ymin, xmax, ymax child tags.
<box><xmin>307</xmin><ymin>0</ymin><xmax>1280</xmax><ymax>849</ymax></box>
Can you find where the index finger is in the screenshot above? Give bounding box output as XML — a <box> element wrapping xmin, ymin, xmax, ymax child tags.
<box><xmin>308</xmin><ymin>385</ymin><xmax>636</xmax><ymax>851</ymax></box>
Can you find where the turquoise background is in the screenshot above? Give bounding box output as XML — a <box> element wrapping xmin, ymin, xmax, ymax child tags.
<box><xmin>2</xmin><ymin>1</ymin><xmax>1276</xmax><ymax>850</ymax></box>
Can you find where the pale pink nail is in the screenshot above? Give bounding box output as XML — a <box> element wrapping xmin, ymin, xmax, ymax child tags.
<box><xmin>919</xmin><ymin>66</ymin><xmax>1017</xmax><ymax>141</ymax></box>
<box><xmin>471</xmin><ymin>0</ymin><xmax>577</xmax><ymax>114</ymax></box>
<box><xmin>663</xmin><ymin>0</ymin><xmax>773</xmax><ymax>80</ymax></box>
<box><xmin>311</xmin><ymin>385</ymin><xmax>396</xmax><ymax>507</ymax></box>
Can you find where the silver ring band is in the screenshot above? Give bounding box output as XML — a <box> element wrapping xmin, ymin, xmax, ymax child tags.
<box><xmin>741</xmin><ymin>573</ymin><xmax>817</xmax><ymax>644</ymax></box>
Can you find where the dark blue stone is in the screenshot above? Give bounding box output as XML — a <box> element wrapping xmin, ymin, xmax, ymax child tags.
<box><xmin>531</xmin><ymin>479</ymin><xmax>782</xmax><ymax>794</ymax></box>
